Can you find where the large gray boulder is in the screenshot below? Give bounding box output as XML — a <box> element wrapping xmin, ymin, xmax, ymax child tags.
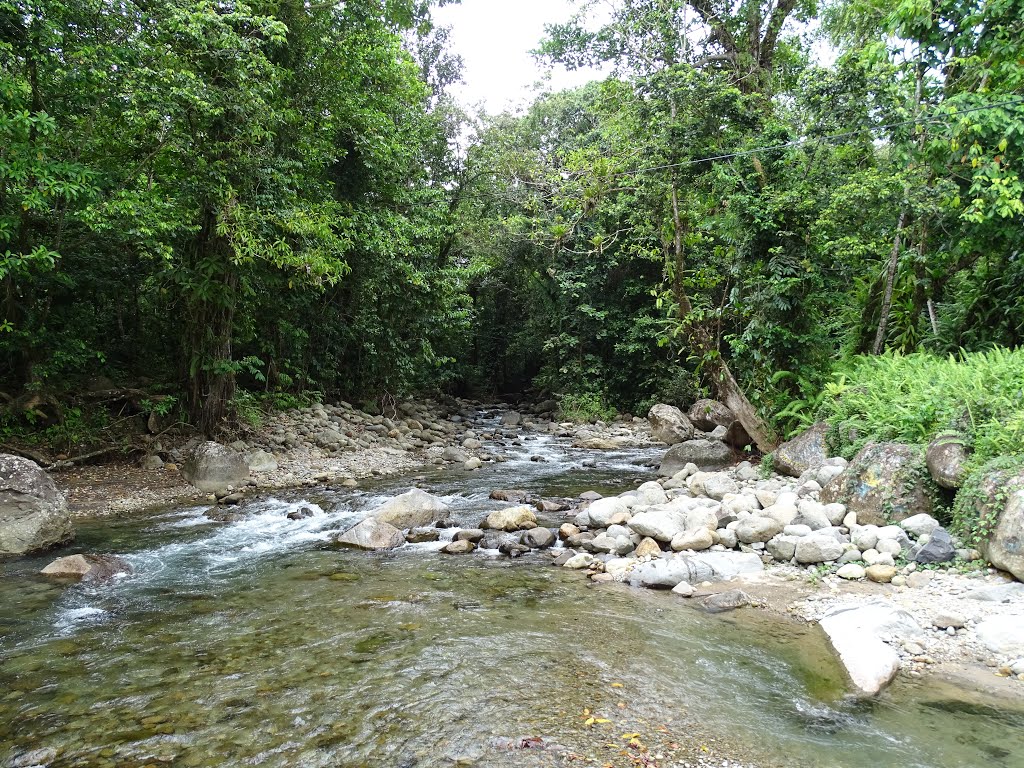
<box><xmin>647</xmin><ymin>404</ymin><xmax>694</xmax><ymax>445</ymax></box>
<box><xmin>820</xmin><ymin>442</ymin><xmax>935</xmax><ymax>526</ymax></box>
<box><xmin>659</xmin><ymin>439</ymin><xmax>733</xmax><ymax>475</ymax></box>
<box><xmin>687</xmin><ymin>399</ymin><xmax>734</xmax><ymax>431</ymax></box>
<box><xmin>964</xmin><ymin>462</ymin><xmax>1024</xmax><ymax>581</ymax></box>
<box><xmin>371</xmin><ymin>488</ymin><xmax>451</xmax><ymax>530</ymax></box>
<box><xmin>736</xmin><ymin>516</ymin><xmax>783</xmax><ymax>544</ymax></box>
<box><xmin>627</xmin><ymin>508</ymin><xmax>688</xmax><ymax>542</ymax></box>
<box><xmin>181</xmin><ymin>442</ymin><xmax>250</xmax><ymax>493</ymax></box>
<box><xmin>0</xmin><ymin>455</ymin><xmax>74</xmax><ymax>556</ymax></box>
<box><xmin>773</xmin><ymin>422</ymin><xmax>829</xmax><ymax>477</ymax></box>
<box><xmin>925</xmin><ymin>433</ymin><xmax>968</xmax><ymax>489</ymax></box>
<box><xmin>795</xmin><ymin>534</ymin><xmax>845</xmax><ymax>564</ymax></box>
<box><xmin>335</xmin><ymin>517</ymin><xmax>405</xmax><ymax>550</ymax></box>
<box><xmin>627</xmin><ymin>551</ymin><xmax>763</xmax><ymax>589</ymax></box>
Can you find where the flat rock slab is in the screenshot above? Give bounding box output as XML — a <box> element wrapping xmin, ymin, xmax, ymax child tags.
<box><xmin>627</xmin><ymin>551</ymin><xmax>763</xmax><ymax>589</ymax></box>
<box><xmin>819</xmin><ymin>600</ymin><xmax>923</xmax><ymax>696</ymax></box>
<box><xmin>975</xmin><ymin>615</ymin><xmax>1024</xmax><ymax>658</ymax></box>
<box><xmin>966</xmin><ymin>583</ymin><xmax>1024</xmax><ymax>602</ymax></box>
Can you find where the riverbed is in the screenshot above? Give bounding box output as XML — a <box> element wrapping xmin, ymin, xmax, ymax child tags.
<box><xmin>3</xmin><ymin>422</ymin><xmax>1024</xmax><ymax>768</ymax></box>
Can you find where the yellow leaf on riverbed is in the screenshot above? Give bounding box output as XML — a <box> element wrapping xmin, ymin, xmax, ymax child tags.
<box><xmin>611</xmin><ymin>683</ymin><xmax>623</xmax><ymax>688</ymax></box>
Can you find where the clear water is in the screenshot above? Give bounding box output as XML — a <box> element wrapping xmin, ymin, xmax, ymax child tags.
<box><xmin>2</xmin><ymin>424</ymin><xmax>1023</xmax><ymax>768</ymax></box>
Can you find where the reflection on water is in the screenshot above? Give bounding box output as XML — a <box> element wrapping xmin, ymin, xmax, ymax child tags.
<box><xmin>2</xmin><ymin>429</ymin><xmax>1023</xmax><ymax>768</ymax></box>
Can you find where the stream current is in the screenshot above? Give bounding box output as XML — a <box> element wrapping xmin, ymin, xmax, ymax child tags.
<box><xmin>2</xmin><ymin>415</ymin><xmax>1024</xmax><ymax>768</ymax></box>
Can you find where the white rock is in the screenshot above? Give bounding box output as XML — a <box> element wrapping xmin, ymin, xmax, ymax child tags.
<box><xmin>563</xmin><ymin>553</ymin><xmax>595</xmax><ymax>569</ymax></box>
<box><xmin>976</xmin><ymin>616</ymin><xmax>1024</xmax><ymax>657</ymax></box>
<box><xmin>819</xmin><ymin>600</ymin><xmax>923</xmax><ymax>696</ymax></box>
<box><xmin>837</xmin><ymin>563</ymin><xmax>866</xmax><ymax>580</ymax></box>
<box><xmin>588</xmin><ymin>497</ymin><xmax>631</xmax><ymax>527</ymax></box>
<box><xmin>635</xmin><ymin>481</ymin><xmax>669</xmax><ymax>506</ymax></box>
<box><xmin>671</xmin><ymin>581</ymin><xmax>696</xmax><ymax>597</ymax></box>
<box><xmin>852</xmin><ymin>525</ymin><xmax>880</xmax><ymax>552</ymax></box>
<box><xmin>876</xmin><ymin>538</ymin><xmax>903</xmax><ymax>557</ymax></box>
<box><xmin>900</xmin><ymin>513</ymin><xmax>940</xmax><ymax>539</ymax></box>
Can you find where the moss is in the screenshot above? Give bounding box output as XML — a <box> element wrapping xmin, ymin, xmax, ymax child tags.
<box><xmin>951</xmin><ymin>456</ymin><xmax>1024</xmax><ymax>546</ymax></box>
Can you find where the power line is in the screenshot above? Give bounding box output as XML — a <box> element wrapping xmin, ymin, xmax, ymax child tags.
<box><xmin>460</xmin><ymin>94</ymin><xmax>1024</xmax><ymax>202</ymax></box>
<box><xmin>608</xmin><ymin>95</ymin><xmax>1024</xmax><ymax>178</ymax></box>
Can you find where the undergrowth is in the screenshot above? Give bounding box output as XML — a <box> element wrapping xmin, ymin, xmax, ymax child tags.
<box><xmin>557</xmin><ymin>392</ymin><xmax>618</xmax><ymax>423</ymax></box>
<box><xmin>951</xmin><ymin>455</ymin><xmax>1024</xmax><ymax>546</ymax></box>
<box><xmin>815</xmin><ymin>348</ymin><xmax>1024</xmax><ymax>467</ymax></box>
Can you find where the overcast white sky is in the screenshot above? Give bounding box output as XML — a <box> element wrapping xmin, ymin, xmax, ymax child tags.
<box><xmin>432</xmin><ymin>0</ymin><xmax>607</xmax><ymax>114</ymax></box>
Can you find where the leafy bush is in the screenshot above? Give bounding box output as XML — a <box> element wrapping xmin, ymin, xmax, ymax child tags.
<box><xmin>951</xmin><ymin>455</ymin><xmax>1024</xmax><ymax>546</ymax></box>
<box><xmin>557</xmin><ymin>392</ymin><xmax>618</xmax><ymax>423</ymax></box>
<box><xmin>816</xmin><ymin>348</ymin><xmax>1024</xmax><ymax>468</ymax></box>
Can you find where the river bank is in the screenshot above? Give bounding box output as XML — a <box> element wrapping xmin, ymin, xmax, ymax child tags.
<box><xmin>42</xmin><ymin>401</ymin><xmax>1024</xmax><ymax>706</ymax></box>
<box><xmin>7</xmin><ymin>402</ymin><xmax>1024</xmax><ymax>767</ymax></box>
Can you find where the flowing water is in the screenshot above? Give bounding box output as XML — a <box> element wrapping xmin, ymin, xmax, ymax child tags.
<box><xmin>2</xmin><ymin>419</ymin><xmax>1024</xmax><ymax>768</ymax></box>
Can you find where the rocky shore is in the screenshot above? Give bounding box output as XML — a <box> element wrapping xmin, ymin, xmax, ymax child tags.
<box><xmin>6</xmin><ymin>396</ymin><xmax>1024</xmax><ymax>706</ymax></box>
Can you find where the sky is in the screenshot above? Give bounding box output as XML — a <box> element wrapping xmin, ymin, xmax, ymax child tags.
<box><xmin>431</xmin><ymin>0</ymin><xmax>607</xmax><ymax>114</ymax></box>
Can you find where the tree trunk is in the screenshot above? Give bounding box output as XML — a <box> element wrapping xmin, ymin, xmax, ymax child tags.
<box><xmin>184</xmin><ymin>207</ymin><xmax>238</xmax><ymax>436</ymax></box>
<box><xmin>872</xmin><ymin>209</ymin><xmax>907</xmax><ymax>354</ymax></box>
<box><xmin>669</xmin><ymin>175</ymin><xmax>775</xmax><ymax>452</ymax></box>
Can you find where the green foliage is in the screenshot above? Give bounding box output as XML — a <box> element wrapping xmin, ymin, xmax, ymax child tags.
<box><xmin>557</xmin><ymin>392</ymin><xmax>618</xmax><ymax>424</ymax></box>
<box><xmin>817</xmin><ymin>348</ymin><xmax>1024</xmax><ymax>466</ymax></box>
<box><xmin>230</xmin><ymin>389</ymin><xmax>265</xmax><ymax>430</ymax></box>
<box><xmin>0</xmin><ymin>0</ymin><xmax>465</xmax><ymax>432</ymax></box>
<box><xmin>951</xmin><ymin>455</ymin><xmax>1024</xmax><ymax>547</ymax></box>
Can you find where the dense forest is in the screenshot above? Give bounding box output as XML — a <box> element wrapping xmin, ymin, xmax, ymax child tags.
<box><xmin>2</xmin><ymin>0</ymin><xmax>1022</xmax><ymax>447</ymax></box>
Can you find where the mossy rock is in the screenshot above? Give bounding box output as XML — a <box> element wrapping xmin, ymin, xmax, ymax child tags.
<box><xmin>820</xmin><ymin>442</ymin><xmax>940</xmax><ymax>526</ymax></box>
<box><xmin>953</xmin><ymin>457</ymin><xmax>1024</xmax><ymax>580</ymax></box>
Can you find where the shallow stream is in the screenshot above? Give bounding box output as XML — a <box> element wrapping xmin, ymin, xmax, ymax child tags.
<box><xmin>2</xmin><ymin>419</ymin><xmax>1024</xmax><ymax>767</ymax></box>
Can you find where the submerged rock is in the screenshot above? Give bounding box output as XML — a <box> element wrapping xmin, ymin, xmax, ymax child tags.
<box><xmin>701</xmin><ymin>589</ymin><xmax>752</xmax><ymax>613</ymax></box>
<box><xmin>0</xmin><ymin>454</ymin><xmax>74</xmax><ymax>556</ymax></box>
<box><xmin>40</xmin><ymin>553</ymin><xmax>131</xmax><ymax>582</ymax></box>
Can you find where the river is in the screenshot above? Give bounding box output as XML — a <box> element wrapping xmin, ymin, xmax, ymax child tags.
<box><xmin>2</xmin><ymin>417</ymin><xmax>1023</xmax><ymax>768</ymax></box>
